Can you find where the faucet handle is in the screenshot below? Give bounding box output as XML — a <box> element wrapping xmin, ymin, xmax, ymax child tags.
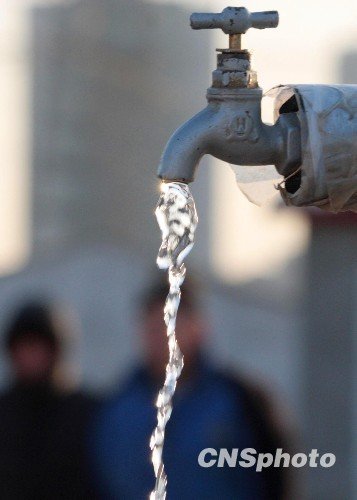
<box><xmin>190</xmin><ymin>7</ymin><xmax>279</xmax><ymax>35</ymax></box>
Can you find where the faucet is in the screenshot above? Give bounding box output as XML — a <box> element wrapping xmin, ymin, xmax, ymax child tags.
<box><xmin>157</xmin><ymin>6</ymin><xmax>357</xmax><ymax>213</ymax></box>
<box><xmin>157</xmin><ymin>7</ymin><xmax>301</xmax><ymax>184</ymax></box>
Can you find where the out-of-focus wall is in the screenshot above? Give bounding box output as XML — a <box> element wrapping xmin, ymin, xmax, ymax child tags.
<box><xmin>303</xmin><ymin>214</ymin><xmax>357</xmax><ymax>500</ymax></box>
<box><xmin>31</xmin><ymin>0</ymin><xmax>212</xmax><ymax>266</ymax></box>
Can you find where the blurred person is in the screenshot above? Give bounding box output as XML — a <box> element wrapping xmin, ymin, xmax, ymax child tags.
<box><xmin>0</xmin><ymin>300</ymin><xmax>96</xmax><ymax>499</ymax></box>
<box><xmin>91</xmin><ymin>280</ymin><xmax>292</xmax><ymax>500</ymax></box>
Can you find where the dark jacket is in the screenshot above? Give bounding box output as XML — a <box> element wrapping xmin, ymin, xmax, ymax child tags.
<box><xmin>91</xmin><ymin>360</ymin><xmax>290</xmax><ymax>500</ymax></box>
<box><xmin>0</xmin><ymin>382</ymin><xmax>96</xmax><ymax>500</ymax></box>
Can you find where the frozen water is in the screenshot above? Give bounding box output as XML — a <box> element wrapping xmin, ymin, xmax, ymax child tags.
<box><xmin>150</xmin><ymin>182</ymin><xmax>198</xmax><ymax>500</ymax></box>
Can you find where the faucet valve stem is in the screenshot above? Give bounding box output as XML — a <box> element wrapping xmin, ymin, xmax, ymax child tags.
<box><xmin>229</xmin><ymin>34</ymin><xmax>242</xmax><ymax>51</ymax></box>
<box><xmin>190</xmin><ymin>6</ymin><xmax>279</xmax><ymax>90</ymax></box>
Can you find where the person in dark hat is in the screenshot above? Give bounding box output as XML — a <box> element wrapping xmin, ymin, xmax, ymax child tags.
<box><xmin>5</xmin><ymin>302</ymin><xmax>61</xmax><ymax>387</ymax></box>
<box><xmin>0</xmin><ymin>300</ymin><xmax>97</xmax><ymax>499</ymax></box>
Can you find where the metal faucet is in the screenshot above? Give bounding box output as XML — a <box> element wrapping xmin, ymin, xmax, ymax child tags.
<box><xmin>157</xmin><ymin>7</ymin><xmax>301</xmax><ymax>184</ymax></box>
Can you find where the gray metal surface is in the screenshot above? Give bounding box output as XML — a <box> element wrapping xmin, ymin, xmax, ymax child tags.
<box><xmin>190</xmin><ymin>7</ymin><xmax>279</xmax><ymax>35</ymax></box>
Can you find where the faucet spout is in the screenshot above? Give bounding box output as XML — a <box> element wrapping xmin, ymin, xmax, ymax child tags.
<box><xmin>157</xmin><ymin>88</ymin><xmax>300</xmax><ymax>184</ymax></box>
<box><xmin>157</xmin><ymin>106</ymin><xmax>214</xmax><ymax>183</ymax></box>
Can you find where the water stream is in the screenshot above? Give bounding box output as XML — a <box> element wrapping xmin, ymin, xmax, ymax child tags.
<box><xmin>150</xmin><ymin>182</ymin><xmax>198</xmax><ymax>500</ymax></box>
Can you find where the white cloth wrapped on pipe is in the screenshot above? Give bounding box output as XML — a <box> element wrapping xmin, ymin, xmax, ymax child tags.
<box><xmin>271</xmin><ymin>84</ymin><xmax>357</xmax><ymax>213</ymax></box>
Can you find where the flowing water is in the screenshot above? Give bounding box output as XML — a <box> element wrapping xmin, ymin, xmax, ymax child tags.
<box><xmin>150</xmin><ymin>182</ymin><xmax>198</xmax><ymax>500</ymax></box>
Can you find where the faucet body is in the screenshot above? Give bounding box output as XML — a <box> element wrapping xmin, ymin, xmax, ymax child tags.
<box><xmin>158</xmin><ymin>76</ymin><xmax>301</xmax><ymax>183</ymax></box>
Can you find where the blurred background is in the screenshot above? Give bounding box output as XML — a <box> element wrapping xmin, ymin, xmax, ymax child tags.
<box><xmin>0</xmin><ymin>0</ymin><xmax>357</xmax><ymax>498</ymax></box>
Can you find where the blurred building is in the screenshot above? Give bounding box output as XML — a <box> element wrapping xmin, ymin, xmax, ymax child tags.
<box><xmin>301</xmin><ymin>212</ymin><xmax>357</xmax><ymax>499</ymax></box>
<box><xmin>31</xmin><ymin>0</ymin><xmax>212</xmax><ymax>264</ymax></box>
